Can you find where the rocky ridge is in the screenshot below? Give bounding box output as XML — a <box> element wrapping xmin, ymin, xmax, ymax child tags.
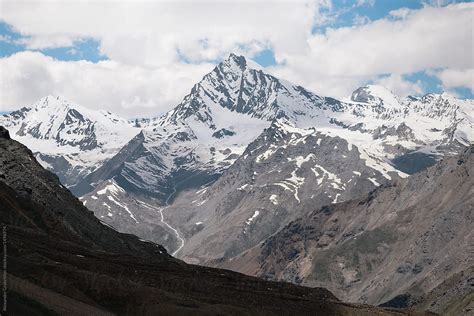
<box><xmin>0</xmin><ymin>127</ymin><xmax>425</xmax><ymax>315</ymax></box>
<box><xmin>216</xmin><ymin>146</ymin><xmax>473</xmax><ymax>315</ymax></box>
<box><xmin>0</xmin><ymin>96</ymin><xmax>140</xmax><ymax>187</ymax></box>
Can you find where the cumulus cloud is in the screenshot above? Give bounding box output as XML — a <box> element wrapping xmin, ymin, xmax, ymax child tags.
<box><xmin>436</xmin><ymin>68</ymin><xmax>474</xmax><ymax>91</ymax></box>
<box><xmin>373</xmin><ymin>74</ymin><xmax>423</xmax><ymax>97</ymax></box>
<box><xmin>269</xmin><ymin>2</ymin><xmax>473</xmax><ymax>97</ymax></box>
<box><xmin>0</xmin><ymin>51</ymin><xmax>214</xmax><ymax>117</ymax></box>
<box><xmin>0</xmin><ymin>0</ymin><xmax>331</xmax><ymax>67</ymax></box>
<box><xmin>280</xmin><ymin>4</ymin><xmax>472</xmax><ymax>76</ymax></box>
<box><xmin>352</xmin><ymin>14</ymin><xmax>371</xmax><ymax>26</ymax></box>
<box><xmin>389</xmin><ymin>8</ymin><xmax>412</xmax><ymax>19</ymax></box>
<box><xmin>0</xmin><ymin>1</ymin><xmax>472</xmax><ymax>116</ymax></box>
<box><xmin>15</xmin><ymin>35</ymin><xmax>77</xmax><ymax>49</ymax></box>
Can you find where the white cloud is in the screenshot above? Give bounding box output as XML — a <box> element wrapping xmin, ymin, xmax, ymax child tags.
<box><xmin>0</xmin><ymin>1</ymin><xmax>472</xmax><ymax>116</ymax></box>
<box><xmin>14</xmin><ymin>35</ymin><xmax>77</xmax><ymax>49</ymax></box>
<box><xmin>355</xmin><ymin>0</ymin><xmax>375</xmax><ymax>7</ymax></box>
<box><xmin>436</xmin><ymin>68</ymin><xmax>474</xmax><ymax>91</ymax></box>
<box><xmin>0</xmin><ymin>0</ymin><xmax>331</xmax><ymax>67</ymax></box>
<box><xmin>0</xmin><ymin>51</ymin><xmax>214</xmax><ymax>117</ymax></box>
<box><xmin>389</xmin><ymin>8</ymin><xmax>412</xmax><ymax>19</ymax></box>
<box><xmin>269</xmin><ymin>3</ymin><xmax>473</xmax><ymax>98</ymax></box>
<box><xmin>373</xmin><ymin>74</ymin><xmax>423</xmax><ymax>97</ymax></box>
<box><xmin>424</xmin><ymin>0</ymin><xmax>458</xmax><ymax>7</ymax></box>
<box><xmin>352</xmin><ymin>14</ymin><xmax>370</xmax><ymax>25</ymax></box>
<box><xmin>0</xmin><ymin>0</ymin><xmax>334</xmax><ymax>114</ymax></box>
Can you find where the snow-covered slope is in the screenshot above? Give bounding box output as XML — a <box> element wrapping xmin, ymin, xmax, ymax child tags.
<box><xmin>4</xmin><ymin>53</ymin><xmax>472</xmax><ymax>260</ymax></box>
<box><xmin>77</xmin><ymin>54</ymin><xmax>473</xmax><ymax>258</ymax></box>
<box><xmin>0</xmin><ymin>96</ymin><xmax>140</xmax><ymax>186</ymax></box>
<box><xmin>163</xmin><ymin>120</ymin><xmax>393</xmax><ymax>261</ymax></box>
<box><xmin>337</xmin><ymin>84</ymin><xmax>472</xmax><ymax>147</ymax></box>
<box><xmin>161</xmin><ymin>54</ymin><xmax>333</xmax><ymax>125</ymax></box>
<box><xmin>76</xmin><ymin>53</ymin><xmax>333</xmax><ymax>198</ymax></box>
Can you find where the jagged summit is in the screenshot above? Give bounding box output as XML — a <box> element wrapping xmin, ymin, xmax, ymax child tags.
<box><xmin>1</xmin><ymin>95</ymin><xmax>139</xmax><ymax>153</ymax></box>
<box><xmin>4</xmin><ymin>53</ymin><xmax>473</xmax><ymax>197</ymax></box>
<box><xmin>20</xmin><ymin>53</ymin><xmax>467</xmax><ymax>198</ymax></box>
<box><xmin>0</xmin><ymin>96</ymin><xmax>140</xmax><ymax>187</ymax></box>
<box><xmin>222</xmin><ymin>53</ymin><xmax>248</xmax><ymax>71</ymax></box>
<box><xmin>161</xmin><ymin>53</ymin><xmax>329</xmax><ymax>127</ymax></box>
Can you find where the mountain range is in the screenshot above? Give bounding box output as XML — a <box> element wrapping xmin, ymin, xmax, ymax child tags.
<box><xmin>1</xmin><ymin>53</ymin><xmax>472</xmax><ymax>314</ymax></box>
<box><xmin>2</xmin><ymin>127</ymin><xmax>415</xmax><ymax>315</ymax></box>
<box><xmin>0</xmin><ymin>96</ymin><xmax>139</xmax><ymax>186</ymax></box>
<box><xmin>218</xmin><ymin>145</ymin><xmax>474</xmax><ymax>315</ymax></box>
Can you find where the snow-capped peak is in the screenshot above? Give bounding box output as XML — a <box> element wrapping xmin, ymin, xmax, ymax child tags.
<box><xmin>161</xmin><ymin>53</ymin><xmax>330</xmax><ymax>127</ymax></box>
<box><xmin>350</xmin><ymin>85</ymin><xmax>401</xmax><ymax>109</ymax></box>
<box><xmin>220</xmin><ymin>53</ymin><xmax>248</xmax><ymax>73</ymax></box>
<box><xmin>218</xmin><ymin>53</ymin><xmax>263</xmax><ymax>71</ymax></box>
<box><xmin>404</xmin><ymin>91</ymin><xmax>473</xmax><ymax>122</ymax></box>
<box><xmin>32</xmin><ymin>95</ymin><xmax>132</xmax><ymax>128</ymax></box>
<box><xmin>1</xmin><ymin>95</ymin><xmax>138</xmax><ymax>150</ymax></box>
<box><xmin>35</xmin><ymin>94</ymin><xmax>76</xmax><ymax>110</ymax></box>
<box><xmin>0</xmin><ymin>96</ymin><xmax>141</xmax><ymax>186</ymax></box>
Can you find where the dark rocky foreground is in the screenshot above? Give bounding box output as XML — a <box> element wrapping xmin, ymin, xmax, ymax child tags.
<box><xmin>0</xmin><ymin>128</ymin><xmax>433</xmax><ymax>315</ymax></box>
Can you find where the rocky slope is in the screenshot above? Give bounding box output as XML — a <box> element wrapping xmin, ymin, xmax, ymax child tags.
<box><xmin>75</xmin><ymin>54</ymin><xmax>473</xmax><ymax>266</ymax></box>
<box><xmin>166</xmin><ymin>121</ymin><xmax>394</xmax><ymax>262</ymax></box>
<box><xmin>2</xmin><ymin>52</ymin><xmax>472</xmax><ymax>315</ymax></box>
<box><xmin>217</xmin><ymin>146</ymin><xmax>473</xmax><ymax>315</ymax></box>
<box><xmin>75</xmin><ymin>54</ymin><xmax>473</xmax><ymax>200</ymax></box>
<box><xmin>0</xmin><ymin>96</ymin><xmax>140</xmax><ymax>186</ymax></box>
<box><xmin>0</xmin><ymin>126</ymin><xmax>424</xmax><ymax>315</ymax></box>
<box><xmin>79</xmin><ymin>179</ymin><xmax>181</xmax><ymax>253</ymax></box>
<box><xmin>0</xmin><ymin>125</ymin><xmax>166</xmax><ymax>256</ymax></box>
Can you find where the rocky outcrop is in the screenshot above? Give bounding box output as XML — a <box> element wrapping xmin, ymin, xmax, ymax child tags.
<box><xmin>168</xmin><ymin>121</ymin><xmax>392</xmax><ymax>262</ymax></box>
<box><xmin>0</xmin><ymin>128</ymin><xmax>421</xmax><ymax>315</ymax></box>
<box><xmin>0</xmin><ymin>126</ymin><xmax>10</xmax><ymax>139</ymax></box>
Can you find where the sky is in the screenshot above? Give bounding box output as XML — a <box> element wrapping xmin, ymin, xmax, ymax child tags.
<box><xmin>0</xmin><ymin>0</ymin><xmax>472</xmax><ymax>118</ymax></box>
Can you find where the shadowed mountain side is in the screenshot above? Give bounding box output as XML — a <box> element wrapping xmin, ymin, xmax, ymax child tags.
<box><xmin>0</xmin><ymin>127</ymin><xmax>430</xmax><ymax>315</ymax></box>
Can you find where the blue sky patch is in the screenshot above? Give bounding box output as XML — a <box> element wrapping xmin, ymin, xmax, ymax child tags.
<box><xmin>0</xmin><ymin>22</ymin><xmax>25</xmax><ymax>57</ymax></box>
<box><xmin>404</xmin><ymin>71</ymin><xmax>444</xmax><ymax>94</ymax></box>
<box><xmin>253</xmin><ymin>49</ymin><xmax>277</xmax><ymax>67</ymax></box>
<box><xmin>313</xmin><ymin>0</ymin><xmax>468</xmax><ymax>33</ymax></box>
<box><xmin>0</xmin><ymin>21</ymin><xmax>106</xmax><ymax>62</ymax></box>
<box><xmin>451</xmin><ymin>86</ymin><xmax>474</xmax><ymax>99</ymax></box>
<box><xmin>40</xmin><ymin>39</ymin><xmax>107</xmax><ymax>62</ymax></box>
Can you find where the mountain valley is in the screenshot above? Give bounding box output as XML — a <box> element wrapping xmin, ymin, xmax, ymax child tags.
<box><xmin>217</xmin><ymin>146</ymin><xmax>474</xmax><ymax>315</ymax></box>
<box><xmin>1</xmin><ymin>53</ymin><xmax>472</xmax><ymax>314</ymax></box>
<box><xmin>0</xmin><ymin>126</ymin><xmax>430</xmax><ymax>315</ymax></box>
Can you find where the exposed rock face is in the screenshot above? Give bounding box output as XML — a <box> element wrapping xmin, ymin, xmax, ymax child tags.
<box><xmin>220</xmin><ymin>146</ymin><xmax>473</xmax><ymax>315</ymax></box>
<box><xmin>76</xmin><ymin>55</ymin><xmax>472</xmax><ymax>275</ymax></box>
<box><xmin>167</xmin><ymin>121</ymin><xmax>393</xmax><ymax>262</ymax></box>
<box><xmin>1</xmin><ymin>129</ymin><xmax>419</xmax><ymax>315</ymax></box>
<box><xmin>75</xmin><ymin>55</ymin><xmax>472</xmax><ymax>203</ymax></box>
<box><xmin>0</xmin><ymin>126</ymin><xmax>10</xmax><ymax>139</ymax></box>
<box><xmin>0</xmin><ymin>127</ymin><xmax>166</xmax><ymax>256</ymax></box>
<box><xmin>0</xmin><ymin>96</ymin><xmax>140</xmax><ymax>187</ymax></box>
<box><xmin>3</xmin><ymin>54</ymin><xmax>472</xmax><ymax>315</ymax></box>
<box><xmin>79</xmin><ymin>179</ymin><xmax>181</xmax><ymax>252</ymax></box>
